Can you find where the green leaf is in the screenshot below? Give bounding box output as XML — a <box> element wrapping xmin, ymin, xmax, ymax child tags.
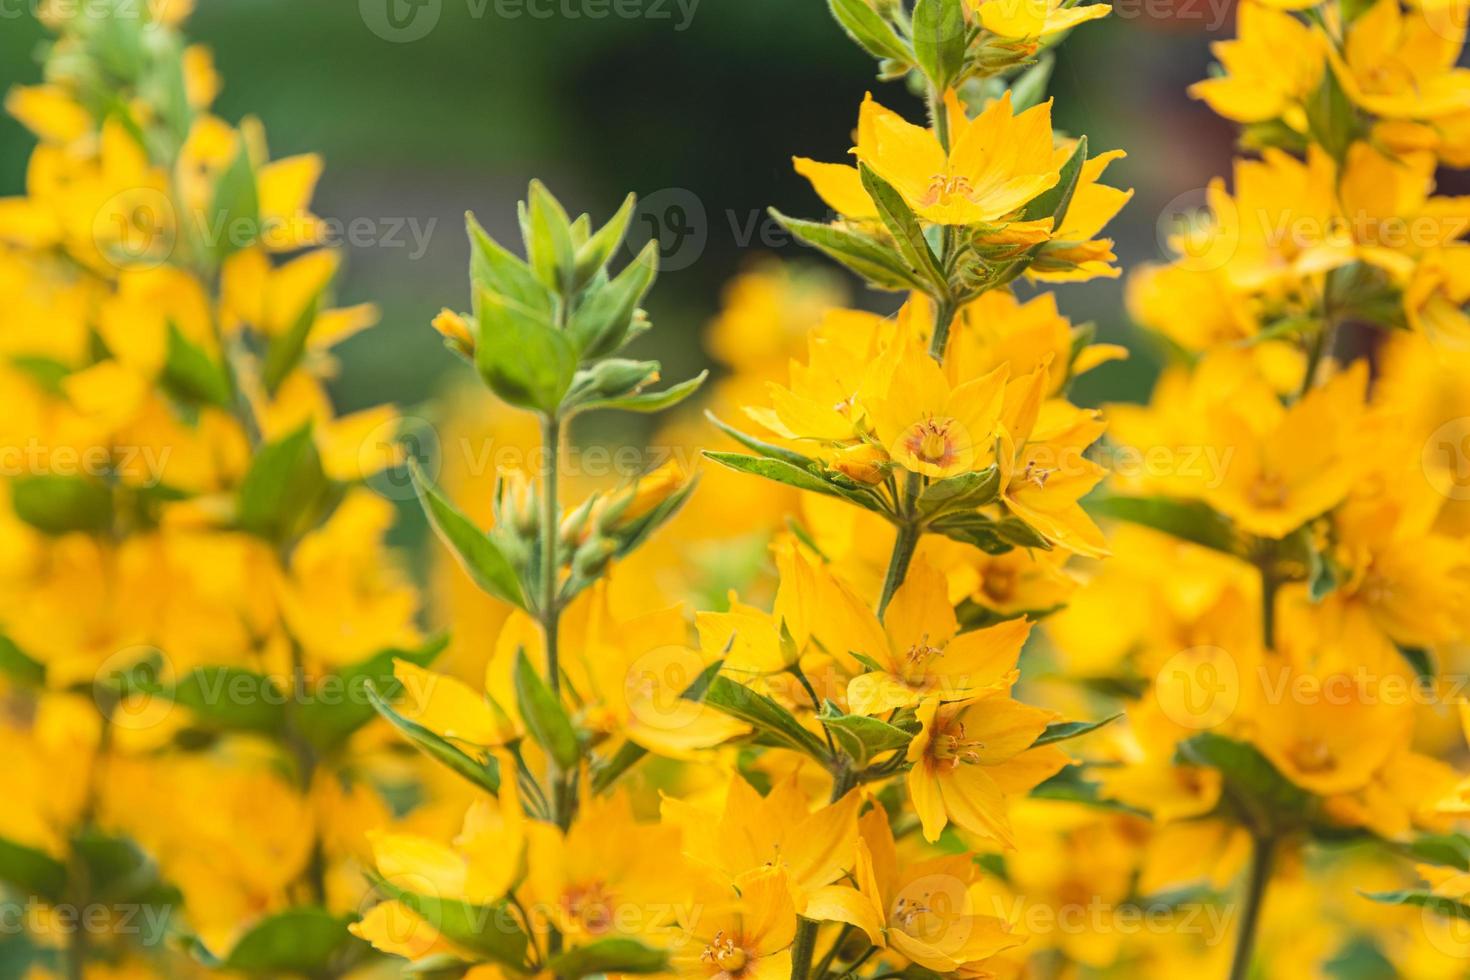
<box><xmin>593</xmin><ymin>660</ymin><xmax>722</xmax><ymax>792</ymax></box>
<box><xmin>410</xmin><ymin>459</ymin><xmax>526</xmax><ymax>608</ymax></box>
<box><xmin>827</xmin><ymin>0</ymin><xmax>912</xmax><ymax>63</ymax></box>
<box><xmin>1009</xmin><ymin>53</ymin><xmax>1055</xmax><ymax>111</ymax></box>
<box><xmin>11</xmin><ymin>355</ymin><xmax>69</xmax><ymax>395</ymax></box>
<box><xmin>566</xmin><ymin>240</ymin><xmax>658</xmax><ymax>358</ymax></box>
<box><xmin>911</xmin><ymin>0</ymin><xmax>967</xmax><ymax>89</ymax></box>
<box><xmin>208</xmin><ymin>145</ymin><xmax>259</xmax><ymax>260</ymax></box>
<box><xmin>474</xmin><ymin>287</ymin><xmax>577</xmax><ymax>413</ymax></box>
<box><xmin>705</xmin><ymin>412</ymin><xmax>825</xmax><ymax>470</ymax></box>
<box><xmin>1398</xmin><ymin>644</ymin><xmax>1435</xmax><ymax>681</ymax></box>
<box><xmin>365</xmin><ymin>682</ymin><xmax>501</xmax><ymax>794</ymax></box>
<box><xmin>573</xmin><ymin>370</ymin><xmax>708</xmax><ymax>416</ymax></box>
<box><xmin>770</xmin><ymin>209</ymin><xmax>926</xmax><ymax>291</ymax></box>
<box><xmin>70</xmin><ymin>830</ymin><xmax>178</xmax><ymax>907</ymax></box>
<box><xmin>0</xmin><ymin>836</ymin><xmax>67</xmax><ymax>902</ymax></box>
<box><xmin>0</xmin><ymin>635</ymin><xmax>45</xmax><ymax>687</ymax></box>
<box><xmin>820</xmin><ymin>703</ymin><xmax>912</xmax><ymax>768</ymax></box>
<box><xmin>162</xmin><ymin>321</ymin><xmax>232</xmax><ymax>406</ymax></box>
<box><xmin>296</xmin><ymin>634</ymin><xmax>450</xmax><ymax>753</ymax></box>
<box><xmin>1400</xmin><ymin>832</ymin><xmax>1470</xmax><ymax>871</ymax></box>
<box><xmin>547</xmin><ymin>938</ymin><xmax>670</xmax><ymax>978</ymax></box>
<box><xmin>11</xmin><ymin>475</ymin><xmax>113</xmax><ymax>536</ymax></box>
<box><xmin>917</xmin><ymin>466</ymin><xmax>1001</xmax><ymax>519</ymax></box>
<box><xmin>573</xmin><ymin>193</ymin><xmax>636</xmax><ymax>288</ymax></box>
<box><xmin>704</xmin><ymin>675</ymin><xmax>829</xmax><ymax>761</ymax></box>
<box><xmin>260</xmin><ymin>293</ymin><xmax>320</xmax><ymax>395</ymax></box>
<box><xmin>236</xmin><ymin>424</ymin><xmax>330</xmax><ymax>542</ymax></box>
<box><xmin>1305</xmin><ymin>67</ymin><xmax>1358</xmax><ymax>163</ymax></box>
<box><xmin>1088</xmin><ymin>494</ymin><xmax>1238</xmax><ymax>555</ymax></box>
<box><xmin>525</xmin><ymin>179</ymin><xmax>578</xmax><ymax>294</ymax></box>
<box><xmin>166</xmin><ymin>666</ymin><xmax>287</xmax><ymax>734</ymax></box>
<box><xmin>1034</xmin><ymin>714</ymin><xmax>1120</xmax><ymax>747</ymax></box>
<box><xmin>1023</xmin><ymin>135</ymin><xmax>1086</xmax><ymax>227</ymax></box>
<box><xmin>929</xmin><ymin>512</ymin><xmax>1048</xmax><ymax>554</ymax></box>
<box><xmin>1177</xmin><ymin>732</ymin><xmax>1314</xmax><ymax>827</ymax></box>
<box><xmin>1032</xmin><ymin>765</ymin><xmax>1150</xmax><ymax>816</ymax></box>
<box><xmin>218</xmin><ymin>907</ymin><xmax>355</xmax><ymax>973</ymax></box>
<box><xmin>704</xmin><ymin>452</ymin><xmax>887</xmax><ymax>515</ymax></box>
<box><xmin>372</xmin><ymin>874</ymin><xmax>529</xmax><ymax>969</ymax></box>
<box><xmin>1361</xmin><ymin>890</ymin><xmax>1470</xmax><ymax>922</ymax></box>
<box><xmin>514</xmin><ymin>649</ymin><xmax>580</xmax><ymax>770</ymax></box>
<box><xmin>858</xmin><ymin>164</ymin><xmax>947</xmax><ymax>294</ymax></box>
<box><xmin>467</xmin><ymin>212</ymin><xmax>554</xmax><ymax>316</ymax></box>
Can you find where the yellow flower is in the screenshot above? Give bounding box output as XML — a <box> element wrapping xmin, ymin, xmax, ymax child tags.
<box><xmin>798</xmin><ymin>91</ymin><xmax>1061</xmax><ymax>227</ymax></box>
<box><xmin>868</xmin><ymin>336</ymin><xmax>1009</xmax><ymax>479</ymax></box>
<box><xmin>1330</xmin><ymin>0</ymin><xmax>1470</xmax><ymax>121</ymax></box>
<box><xmin>1027</xmin><ymin>144</ymin><xmax>1132</xmax><ymax>283</ymax></box>
<box><xmin>997</xmin><ymin>364</ymin><xmax>1109</xmax><ymax>557</ymax></box>
<box><xmin>366</xmin><ymin>765</ymin><xmax>526</xmax><ymax>908</ymax></box>
<box><xmin>668</xmin><ymin>868</ymin><xmax>797</xmax><ymax>980</ymax></box>
<box><xmin>905</xmin><ymin>695</ymin><xmax>1068</xmax><ymax>845</ymax></box>
<box><xmin>970</xmin><ymin>0</ymin><xmax>1111</xmax><ymax>40</ymax></box>
<box><xmin>661</xmin><ymin>772</ymin><xmax>860</xmax><ymax>914</ymax></box>
<box><xmin>524</xmin><ymin>789</ymin><xmax>682</xmax><ymax>942</ymax></box>
<box><xmin>1203</xmin><ymin>360</ymin><xmax>1369</xmax><ymax>540</ymax></box>
<box><xmin>846</xmin><ymin>559</ymin><xmax>1031</xmax><ymax>715</ymax></box>
<box><xmin>806</xmin><ymin>807</ymin><xmax>1022</xmax><ymax>972</ymax></box>
<box><xmin>1248</xmin><ymin>666</ymin><xmax>1413</xmax><ymax>798</ymax></box>
<box><xmin>1188</xmin><ymin>3</ymin><xmax>1324</xmax><ymax>128</ymax></box>
<box><xmin>1406</xmin><ymin>244</ymin><xmax>1470</xmax><ymax>347</ymax></box>
<box><xmin>392</xmin><ymin>658</ymin><xmax>519</xmax><ymax>747</ymax></box>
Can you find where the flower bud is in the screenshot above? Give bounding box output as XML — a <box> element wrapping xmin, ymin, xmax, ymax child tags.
<box><xmin>432</xmin><ymin>308</ymin><xmax>476</xmax><ymax>359</ymax></box>
<box><xmin>831</xmin><ymin>443</ymin><xmax>890</xmax><ymax>485</ymax></box>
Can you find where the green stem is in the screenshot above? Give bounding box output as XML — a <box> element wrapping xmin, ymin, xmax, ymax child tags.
<box><xmin>789</xmin><ymin>915</ymin><xmax>820</xmax><ymax>980</ymax></box>
<box><xmin>877</xmin><ymin>520</ymin><xmax>920</xmax><ymax>620</ymax></box>
<box><xmin>928</xmin><ymin>295</ymin><xmax>956</xmax><ymax>363</ymax></box>
<box><xmin>1229</xmin><ymin>834</ymin><xmax>1276</xmax><ymax>980</ymax></box>
<box><xmin>541</xmin><ymin>414</ymin><xmax>562</xmax><ymax>695</ymax></box>
<box><xmin>1296</xmin><ymin>321</ymin><xmax>1333</xmax><ymax>401</ymax></box>
<box><xmin>811</xmin><ymin>926</ymin><xmax>853</xmax><ymax>980</ymax></box>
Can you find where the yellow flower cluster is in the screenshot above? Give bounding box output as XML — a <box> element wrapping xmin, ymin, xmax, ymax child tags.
<box><xmin>0</xmin><ymin>2</ymin><xmax>459</xmax><ymax>976</ymax></box>
<box><xmin>6</xmin><ymin>0</ymin><xmax>1470</xmax><ymax>977</ymax></box>
<box><xmin>1042</xmin><ymin>0</ymin><xmax>1470</xmax><ymax>974</ymax></box>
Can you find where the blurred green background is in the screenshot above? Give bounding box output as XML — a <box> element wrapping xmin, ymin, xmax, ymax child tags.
<box><xmin>0</xmin><ymin>0</ymin><xmax>1240</xmax><ymax>415</ymax></box>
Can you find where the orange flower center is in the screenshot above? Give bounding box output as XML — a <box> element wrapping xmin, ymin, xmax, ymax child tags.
<box><xmin>982</xmin><ymin>565</ymin><xmax>1019</xmax><ymax>603</ymax></box>
<box><xmin>1287</xmin><ymin>737</ymin><xmax>1337</xmax><ymax>775</ymax></box>
<box><xmin>1021</xmin><ymin>459</ymin><xmax>1051</xmax><ymax>489</ymax></box>
<box><xmin>924</xmin><ymin>173</ymin><xmax>974</xmax><ymax>206</ymax></box>
<box><xmin>932</xmin><ymin>720</ymin><xmax>986</xmax><ymax>768</ymax></box>
<box><xmin>701</xmin><ymin>931</ymin><xmax>750</xmax><ymax>975</ymax></box>
<box><xmin>562</xmin><ymin>881</ymin><xmax>615</xmax><ymax>934</ymax></box>
<box><xmin>1249</xmin><ymin>472</ymin><xmax>1288</xmax><ymax>508</ymax></box>
<box><xmin>904</xmin><ymin>417</ymin><xmax>960</xmax><ymax>468</ymax></box>
<box><xmin>902</xmin><ymin>635</ymin><xmax>945</xmax><ymax>683</ymax></box>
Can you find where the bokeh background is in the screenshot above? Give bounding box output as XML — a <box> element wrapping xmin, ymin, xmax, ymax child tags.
<box><xmin>0</xmin><ymin>0</ymin><xmax>1238</xmax><ymax>545</ymax></box>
